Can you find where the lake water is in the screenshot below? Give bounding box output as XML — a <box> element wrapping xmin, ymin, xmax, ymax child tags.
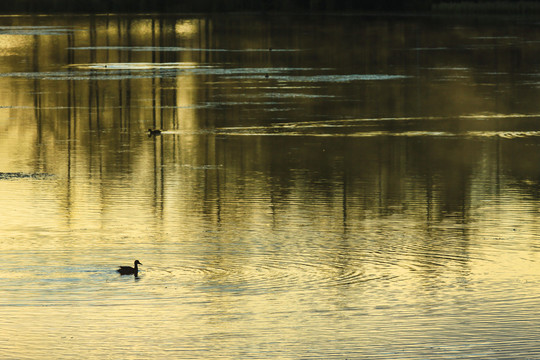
<box><xmin>1</xmin><ymin>13</ymin><xmax>540</xmax><ymax>359</ymax></box>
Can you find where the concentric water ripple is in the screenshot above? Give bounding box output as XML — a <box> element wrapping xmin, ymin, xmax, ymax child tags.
<box><xmin>141</xmin><ymin>240</ymin><xmax>476</xmax><ymax>297</ymax></box>
<box><xmin>146</xmin><ymin>257</ymin><xmax>381</xmax><ymax>294</ymax></box>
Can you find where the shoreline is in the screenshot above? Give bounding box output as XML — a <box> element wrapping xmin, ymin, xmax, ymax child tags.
<box><xmin>1</xmin><ymin>1</ymin><xmax>540</xmax><ymax>16</ymax></box>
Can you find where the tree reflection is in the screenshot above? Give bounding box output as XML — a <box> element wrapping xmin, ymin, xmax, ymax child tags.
<box><xmin>1</xmin><ymin>14</ymin><xmax>540</xmax><ymax>259</ymax></box>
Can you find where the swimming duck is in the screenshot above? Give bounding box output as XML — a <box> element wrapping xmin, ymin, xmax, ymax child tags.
<box><xmin>148</xmin><ymin>128</ymin><xmax>162</xmax><ymax>136</ymax></box>
<box><xmin>117</xmin><ymin>260</ymin><xmax>142</xmax><ymax>276</ymax></box>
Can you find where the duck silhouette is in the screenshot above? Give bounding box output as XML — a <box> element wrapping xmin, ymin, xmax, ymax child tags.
<box><xmin>148</xmin><ymin>128</ymin><xmax>162</xmax><ymax>136</ymax></box>
<box><xmin>117</xmin><ymin>260</ymin><xmax>142</xmax><ymax>276</ymax></box>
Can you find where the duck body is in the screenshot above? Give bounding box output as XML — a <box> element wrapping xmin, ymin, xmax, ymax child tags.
<box><xmin>117</xmin><ymin>260</ymin><xmax>142</xmax><ymax>276</ymax></box>
<box><xmin>148</xmin><ymin>128</ymin><xmax>162</xmax><ymax>136</ymax></box>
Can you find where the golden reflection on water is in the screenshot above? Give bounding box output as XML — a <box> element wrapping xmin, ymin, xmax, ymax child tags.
<box><xmin>1</xmin><ymin>13</ymin><xmax>540</xmax><ymax>360</ymax></box>
<box><xmin>0</xmin><ymin>34</ymin><xmax>33</xmax><ymax>56</ymax></box>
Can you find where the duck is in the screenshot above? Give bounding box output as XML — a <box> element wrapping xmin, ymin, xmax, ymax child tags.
<box><xmin>148</xmin><ymin>128</ymin><xmax>162</xmax><ymax>136</ymax></box>
<box><xmin>117</xmin><ymin>260</ymin><xmax>142</xmax><ymax>276</ymax></box>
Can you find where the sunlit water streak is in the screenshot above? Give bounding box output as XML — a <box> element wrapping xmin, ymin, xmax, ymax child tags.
<box><xmin>69</xmin><ymin>46</ymin><xmax>301</xmax><ymax>52</ymax></box>
<box><xmin>0</xmin><ymin>25</ymin><xmax>77</xmax><ymax>35</ymax></box>
<box><xmin>166</xmin><ymin>113</ymin><xmax>540</xmax><ymax>138</ymax></box>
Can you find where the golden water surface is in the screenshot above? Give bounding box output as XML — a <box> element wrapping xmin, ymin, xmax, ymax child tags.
<box><xmin>1</xmin><ymin>13</ymin><xmax>540</xmax><ymax>359</ymax></box>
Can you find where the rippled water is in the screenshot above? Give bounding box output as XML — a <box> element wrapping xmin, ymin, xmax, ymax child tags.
<box><xmin>2</xmin><ymin>13</ymin><xmax>540</xmax><ymax>359</ymax></box>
